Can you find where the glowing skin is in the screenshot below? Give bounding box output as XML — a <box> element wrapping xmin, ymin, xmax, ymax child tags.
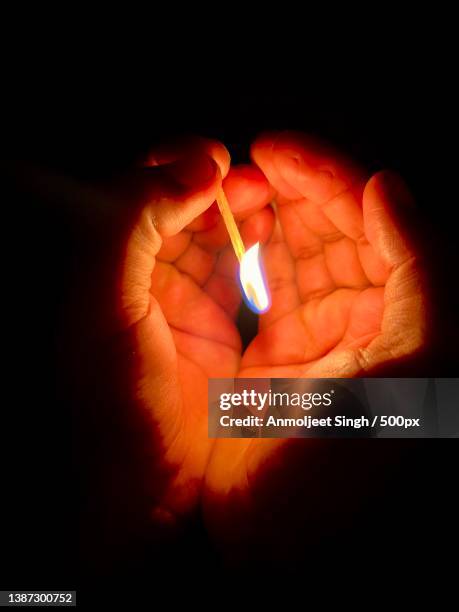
<box><xmin>70</xmin><ymin>134</ymin><xmax>426</xmax><ymax>567</ymax></box>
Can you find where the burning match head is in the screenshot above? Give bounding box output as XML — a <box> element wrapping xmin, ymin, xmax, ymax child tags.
<box><xmin>239</xmin><ymin>242</ymin><xmax>271</xmax><ymax>314</ymax></box>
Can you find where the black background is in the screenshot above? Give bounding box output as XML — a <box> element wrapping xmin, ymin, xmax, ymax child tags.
<box><xmin>1</xmin><ymin>51</ymin><xmax>458</xmax><ymax>602</ymax></box>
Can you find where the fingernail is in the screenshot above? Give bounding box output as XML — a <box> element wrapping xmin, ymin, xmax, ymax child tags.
<box><xmin>378</xmin><ymin>170</ymin><xmax>415</xmax><ymax>209</ymax></box>
<box><xmin>165</xmin><ymin>154</ymin><xmax>216</xmax><ymax>188</ymax></box>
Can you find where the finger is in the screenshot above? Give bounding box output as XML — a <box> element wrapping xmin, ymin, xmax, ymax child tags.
<box><xmin>203</xmin><ymin>246</ymin><xmax>242</xmax><ymax>318</ymax></box>
<box><xmin>146</xmin><ymin>137</ymin><xmax>230</xmax><ymax>237</ymax></box>
<box><xmin>276</xmin><ymin>204</ymin><xmax>336</xmax><ymax>301</ymax></box>
<box><xmin>223</xmin><ymin>164</ymin><xmax>275</xmax><ymax>219</ymax></box>
<box><xmin>253</xmin><ymin>132</ymin><xmax>380</xmax><ymax>295</ymax></box>
<box><xmin>171</xmin><ymin>186</ymin><xmax>276</xmax><ymax>289</ymax></box>
<box><xmin>305</xmin><ymin>173</ymin><xmax>425</xmax><ymax>376</ymax></box>
<box><xmin>150</xmin><ymin>154</ymin><xmax>222</xmax><ymax>236</ymax></box>
<box><xmin>276</xmin><ymin>204</ymin><xmax>368</xmax><ymax>299</ymax></box>
<box><xmin>185</xmin><ymin>202</ymin><xmax>221</xmax><ymax>233</ymax></box>
<box><xmin>252</xmin><ymin>131</ymin><xmax>367</xmax><ymax>241</ymax></box>
<box><xmin>156</xmin><ymin>231</ymin><xmax>193</xmax><ymax>263</ymax></box>
<box><xmin>251</xmin><ymin>132</ymin><xmax>303</xmax><ymax>199</ymax></box>
<box><xmin>192</xmin><ymin>165</ymin><xmax>274</xmax><ymax>254</ymax></box>
<box><xmin>146</xmin><ymin>135</ymin><xmax>231</xmax><ymax>179</ymax></box>
<box><xmin>346</xmin><ymin>171</ymin><xmax>426</xmax><ymax>372</ymax></box>
<box><xmin>271</xmin><ymin>131</ymin><xmax>365</xmax><ymax>204</ymax></box>
<box><xmin>144</xmin><ymin>136</ymin><xmax>230</xmax><ymax>238</ymax></box>
<box><xmin>356</xmin><ymin>170</ymin><xmax>417</xmax><ymax>286</ymax></box>
<box><xmin>356</xmin><ymin>238</ymin><xmax>392</xmax><ymax>287</ymax></box>
<box><xmin>120</xmin><ymin>152</ymin><xmax>222</xmax><ymax>328</ymax></box>
<box><xmin>362</xmin><ymin>170</ymin><xmax>416</xmax><ymax>267</ymax></box>
<box><xmin>240</xmin><ymin>205</ymin><xmax>275</xmax><ymax>246</ymax></box>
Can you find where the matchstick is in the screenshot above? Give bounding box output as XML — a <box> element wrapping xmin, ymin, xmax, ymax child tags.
<box><xmin>215</xmin><ymin>186</ymin><xmax>246</xmax><ymax>262</ymax></box>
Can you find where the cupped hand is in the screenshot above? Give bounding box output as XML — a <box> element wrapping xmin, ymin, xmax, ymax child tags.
<box><xmin>120</xmin><ymin>140</ymin><xmax>274</xmax><ymax>520</ymax></box>
<box><xmin>70</xmin><ymin>137</ymin><xmax>273</xmax><ymax>561</ymax></box>
<box><xmin>242</xmin><ymin>131</ymin><xmax>426</xmax><ymax>377</ymax></box>
<box><xmin>203</xmin><ymin>131</ymin><xmax>427</xmax><ymax>562</ymax></box>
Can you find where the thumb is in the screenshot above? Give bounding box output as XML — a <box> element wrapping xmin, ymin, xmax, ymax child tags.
<box><xmin>363</xmin><ymin>170</ymin><xmax>417</xmax><ymax>267</ymax></box>
<box><xmin>113</xmin><ymin>151</ymin><xmax>226</xmax><ymax>459</ymax></box>
<box><xmin>360</xmin><ymin>170</ymin><xmax>427</xmax><ymax>371</ymax></box>
<box><xmin>120</xmin><ymin>151</ymin><xmax>223</xmax><ymax>329</ymax></box>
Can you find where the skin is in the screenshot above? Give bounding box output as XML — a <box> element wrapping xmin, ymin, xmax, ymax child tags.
<box><xmin>70</xmin><ymin>133</ymin><xmax>427</xmax><ymax>567</ymax></box>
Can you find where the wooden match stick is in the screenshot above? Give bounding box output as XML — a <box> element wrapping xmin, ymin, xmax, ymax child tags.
<box><xmin>215</xmin><ymin>186</ymin><xmax>246</xmax><ymax>262</ymax></box>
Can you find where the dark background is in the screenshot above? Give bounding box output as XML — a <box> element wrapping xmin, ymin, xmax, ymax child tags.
<box><xmin>1</xmin><ymin>61</ymin><xmax>458</xmax><ymax>601</ymax></box>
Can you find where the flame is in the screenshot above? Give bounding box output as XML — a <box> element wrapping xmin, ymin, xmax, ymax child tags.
<box><xmin>239</xmin><ymin>242</ymin><xmax>271</xmax><ymax>314</ymax></box>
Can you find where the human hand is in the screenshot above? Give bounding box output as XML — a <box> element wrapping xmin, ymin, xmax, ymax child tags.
<box><xmin>240</xmin><ymin>130</ymin><xmax>426</xmax><ymax>377</ymax></box>
<box><xmin>203</xmin><ymin>131</ymin><xmax>428</xmax><ymax>562</ymax></box>
<box><xmin>68</xmin><ymin>137</ymin><xmax>274</xmax><ymax>563</ymax></box>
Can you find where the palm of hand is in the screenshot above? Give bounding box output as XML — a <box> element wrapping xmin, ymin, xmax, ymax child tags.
<box><xmin>146</xmin><ymin>221</ymin><xmax>241</xmax><ymax>516</ymax></box>
<box><xmin>240</xmin><ymin>198</ymin><xmax>389</xmax><ymax>378</ymax></box>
